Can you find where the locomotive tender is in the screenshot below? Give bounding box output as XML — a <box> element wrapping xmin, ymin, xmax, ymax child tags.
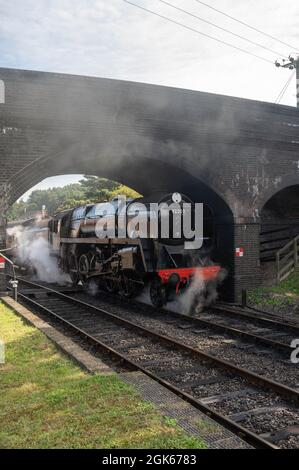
<box><xmin>48</xmin><ymin>193</ymin><xmax>221</xmax><ymax>308</ymax></box>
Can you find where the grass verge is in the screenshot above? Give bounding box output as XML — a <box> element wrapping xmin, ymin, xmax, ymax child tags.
<box><xmin>0</xmin><ymin>301</ymin><xmax>206</xmax><ymax>449</ymax></box>
<box><xmin>248</xmin><ymin>270</ymin><xmax>299</xmax><ymax>312</ymax></box>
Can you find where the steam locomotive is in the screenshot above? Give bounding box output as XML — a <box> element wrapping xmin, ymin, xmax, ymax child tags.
<box><xmin>48</xmin><ymin>193</ymin><xmax>221</xmax><ymax>308</ymax></box>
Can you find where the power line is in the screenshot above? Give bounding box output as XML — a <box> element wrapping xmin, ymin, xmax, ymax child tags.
<box><xmin>193</xmin><ymin>0</ymin><xmax>299</xmax><ymax>51</ymax></box>
<box><xmin>156</xmin><ymin>0</ymin><xmax>287</xmax><ymax>58</ymax></box>
<box><xmin>275</xmin><ymin>70</ymin><xmax>295</xmax><ymax>103</ymax></box>
<box><xmin>121</xmin><ymin>0</ymin><xmax>274</xmax><ymax>64</ymax></box>
<box><xmin>276</xmin><ymin>73</ymin><xmax>293</xmax><ymax>103</ymax></box>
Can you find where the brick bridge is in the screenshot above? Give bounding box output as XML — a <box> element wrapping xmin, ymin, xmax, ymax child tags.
<box><xmin>1</xmin><ymin>67</ymin><xmax>299</xmax><ymax>301</ymax></box>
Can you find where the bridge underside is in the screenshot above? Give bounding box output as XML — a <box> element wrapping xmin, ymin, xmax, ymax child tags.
<box><xmin>5</xmin><ymin>155</ymin><xmax>236</xmax><ymax>301</ymax></box>
<box><xmin>1</xmin><ymin>67</ymin><xmax>299</xmax><ymax>301</ymax></box>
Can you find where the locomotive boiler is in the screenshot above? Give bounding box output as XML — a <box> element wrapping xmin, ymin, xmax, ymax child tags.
<box><xmin>48</xmin><ymin>193</ymin><xmax>221</xmax><ymax>308</ymax></box>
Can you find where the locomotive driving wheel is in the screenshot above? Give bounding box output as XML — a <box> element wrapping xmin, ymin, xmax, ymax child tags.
<box><xmin>119</xmin><ymin>273</ymin><xmax>140</xmax><ymax>298</ymax></box>
<box><xmin>104</xmin><ymin>277</ymin><xmax>118</xmax><ymax>293</ymax></box>
<box><xmin>69</xmin><ymin>255</ymin><xmax>79</xmax><ymax>286</ymax></box>
<box><xmin>78</xmin><ymin>254</ymin><xmax>89</xmax><ymax>285</ymax></box>
<box><xmin>150</xmin><ymin>278</ymin><xmax>167</xmax><ymax>308</ymax></box>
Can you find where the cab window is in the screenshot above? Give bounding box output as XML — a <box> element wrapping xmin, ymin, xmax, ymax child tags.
<box><xmin>72</xmin><ymin>206</ymin><xmax>86</xmax><ymax>220</ymax></box>
<box><xmin>87</xmin><ymin>203</ymin><xmax>116</xmax><ymax>219</ymax></box>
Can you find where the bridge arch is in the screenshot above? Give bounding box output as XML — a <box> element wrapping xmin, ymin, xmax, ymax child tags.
<box><xmin>260</xmin><ymin>182</ymin><xmax>299</xmax><ymax>280</ymax></box>
<box><xmin>258</xmin><ymin>173</ymin><xmax>299</xmax><ymax>215</ymax></box>
<box><xmin>7</xmin><ymin>145</ymin><xmax>233</xmax><ymax>216</ymax></box>
<box><xmin>6</xmin><ymin>67</ymin><xmax>299</xmax><ymax>300</ymax></box>
<box><xmin>8</xmin><ymin>153</ymin><xmax>235</xmax><ymax>300</ymax></box>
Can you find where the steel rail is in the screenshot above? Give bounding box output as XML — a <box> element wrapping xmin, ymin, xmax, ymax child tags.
<box><xmin>15</xmin><ymin>288</ymin><xmax>277</xmax><ymax>450</ymax></box>
<box><xmin>11</xmin><ymin>275</ymin><xmax>294</xmax><ymax>355</ymax></box>
<box><xmin>214</xmin><ymin>303</ymin><xmax>299</xmax><ymax>334</ymax></box>
<box><xmin>163</xmin><ymin>308</ymin><xmax>293</xmax><ymax>354</ymax></box>
<box><xmin>14</xmin><ymin>277</ymin><xmax>299</xmax><ymax>403</ymax></box>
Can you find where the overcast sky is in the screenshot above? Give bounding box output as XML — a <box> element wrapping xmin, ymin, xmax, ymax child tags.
<box><xmin>1</xmin><ymin>0</ymin><xmax>298</xmax><ymax>196</ymax></box>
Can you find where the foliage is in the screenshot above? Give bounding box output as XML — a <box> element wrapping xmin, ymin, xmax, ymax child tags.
<box><xmin>110</xmin><ymin>184</ymin><xmax>140</xmax><ymax>200</ymax></box>
<box><xmin>248</xmin><ymin>269</ymin><xmax>299</xmax><ymax>310</ymax></box>
<box><xmin>79</xmin><ymin>176</ymin><xmax>119</xmax><ymax>201</ymax></box>
<box><xmin>7</xmin><ymin>176</ymin><xmax>141</xmax><ymax>221</ymax></box>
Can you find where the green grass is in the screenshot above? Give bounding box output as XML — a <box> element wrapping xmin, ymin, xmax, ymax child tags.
<box><xmin>0</xmin><ymin>302</ymin><xmax>206</xmax><ymax>449</ymax></box>
<box><xmin>248</xmin><ymin>269</ymin><xmax>299</xmax><ymax>309</ymax></box>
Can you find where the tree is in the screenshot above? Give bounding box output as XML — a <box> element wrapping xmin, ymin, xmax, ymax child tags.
<box><xmin>7</xmin><ymin>177</ymin><xmax>141</xmax><ymax>221</ymax></box>
<box><xmin>79</xmin><ymin>176</ymin><xmax>119</xmax><ymax>202</ymax></box>
<box><xmin>110</xmin><ymin>184</ymin><xmax>140</xmax><ymax>200</ymax></box>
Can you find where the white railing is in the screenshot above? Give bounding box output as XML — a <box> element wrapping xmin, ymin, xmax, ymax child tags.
<box><xmin>0</xmin><ymin>251</ymin><xmax>18</xmax><ymax>300</ymax></box>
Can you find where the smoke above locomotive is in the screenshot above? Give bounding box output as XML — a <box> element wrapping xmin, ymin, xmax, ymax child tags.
<box><xmin>48</xmin><ymin>192</ymin><xmax>221</xmax><ymax>311</ymax></box>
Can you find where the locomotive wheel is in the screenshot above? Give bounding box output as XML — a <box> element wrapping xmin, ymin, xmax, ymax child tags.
<box><xmin>120</xmin><ymin>274</ymin><xmax>137</xmax><ymax>298</ymax></box>
<box><xmin>69</xmin><ymin>255</ymin><xmax>79</xmax><ymax>286</ymax></box>
<box><xmin>89</xmin><ymin>254</ymin><xmax>97</xmax><ymax>272</ymax></box>
<box><xmin>104</xmin><ymin>277</ymin><xmax>118</xmax><ymax>293</ymax></box>
<box><xmin>78</xmin><ymin>254</ymin><xmax>89</xmax><ymax>284</ymax></box>
<box><xmin>150</xmin><ymin>278</ymin><xmax>166</xmax><ymax>308</ymax></box>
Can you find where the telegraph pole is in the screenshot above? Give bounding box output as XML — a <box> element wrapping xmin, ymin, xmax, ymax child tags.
<box><xmin>275</xmin><ymin>55</ymin><xmax>299</xmax><ymax>108</ymax></box>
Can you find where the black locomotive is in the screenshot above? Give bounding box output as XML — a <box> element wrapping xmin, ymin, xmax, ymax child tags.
<box><xmin>48</xmin><ymin>193</ymin><xmax>220</xmax><ymax>307</ymax></box>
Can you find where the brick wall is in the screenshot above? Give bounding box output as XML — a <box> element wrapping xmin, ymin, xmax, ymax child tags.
<box><xmin>233</xmin><ymin>222</ymin><xmax>261</xmax><ymax>302</ymax></box>
<box><xmin>1</xmin><ymin>67</ymin><xmax>299</xmax><ymax>301</ymax></box>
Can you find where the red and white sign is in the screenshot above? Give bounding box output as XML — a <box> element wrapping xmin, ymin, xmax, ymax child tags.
<box><xmin>0</xmin><ymin>256</ymin><xmax>5</xmax><ymax>269</ymax></box>
<box><xmin>235</xmin><ymin>247</ymin><xmax>244</xmax><ymax>257</ymax></box>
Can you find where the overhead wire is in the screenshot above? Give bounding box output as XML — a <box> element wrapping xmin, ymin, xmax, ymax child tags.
<box><xmin>193</xmin><ymin>0</ymin><xmax>299</xmax><ymax>51</ymax></box>
<box><xmin>156</xmin><ymin>0</ymin><xmax>287</xmax><ymax>58</ymax></box>
<box><xmin>121</xmin><ymin>0</ymin><xmax>274</xmax><ymax>64</ymax></box>
<box><xmin>275</xmin><ymin>70</ymin><xmax>295</xmax><ymax>103</ymax></box>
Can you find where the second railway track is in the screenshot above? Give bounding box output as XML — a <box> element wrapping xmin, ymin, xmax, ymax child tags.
<box><xmin>8</xmin><ymin>276</ymin><xmax>299</xmax><ymax>449</ymax></box>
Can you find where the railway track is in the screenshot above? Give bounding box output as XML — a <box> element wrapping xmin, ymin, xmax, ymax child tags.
<box><xmin>8</xmin><ymin>276</ymin><xmax>299</xmax><ymax>449</ymax></box>
<box><xmin>214</xmin><ymin>302</ymin><xmax>299</xmax><ymax>329</ymax></box>
<box><xmin>69</xmin><ymin>283</ymin><xmax>299</xmax><ymax>359</ymax></box>
<box><xmin>14</xmin><ymin>274</ymin><xmax>299</xmax><ymax>356</ymax></box>
<box><xmin>69</xmin><ymin>287</ymin><xmax>299</xmax><ymax>389</ymax></box>
<box><xmin>183</xmin><ymin>304</ymin><xmax>299</xmax><ymax>355</ymax></box>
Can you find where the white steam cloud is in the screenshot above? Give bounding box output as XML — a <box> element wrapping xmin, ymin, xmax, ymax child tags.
<box><xmin>175</xmin><ymin>268</ymin><xmax>227</xmax><ymax>315</ymax></box>
<box><xmin>136</xmin><ymin>267</ymin><xmax>226</xmax><ymax>315</ymax></box>
<box><xmin>7</xmin><ymin>225</ymin><xmax>71</xmax><ymax>285</ymax></box>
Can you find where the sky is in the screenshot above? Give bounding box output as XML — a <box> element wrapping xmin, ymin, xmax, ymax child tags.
<box><xmin>0</xmin><ymin>0</ymin><xmax>298</xmax><ymax>197</ymax></box>
<box><xmin>20</xmin><ymin>175</ymin><xmax>85</xmax><ymax>201</ymax></box>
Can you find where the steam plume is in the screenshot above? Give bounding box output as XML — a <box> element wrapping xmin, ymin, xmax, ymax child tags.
<box><xmin>7</xmin><ymin>225</ymin><xmax>71</xmax><ymax>285</ymax></box>
<box><xmin>172</xmin><ymin>268</ymin><xmax>227</xmax><ymax>315</ymax></box>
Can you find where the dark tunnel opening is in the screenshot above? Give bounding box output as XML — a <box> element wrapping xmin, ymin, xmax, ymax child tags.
<box><xmin>7</xmin><ymin>154</ymin><xmax>235</xmax><ymax>301</ymax></box>
<box><xmin>260</xmin><ymin>185</ymin><xmax>299</xmax><ymax>282</ymax></box>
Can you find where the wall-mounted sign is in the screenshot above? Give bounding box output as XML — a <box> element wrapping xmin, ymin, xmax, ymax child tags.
<box><xmin>236</xmin><ymin>247</ymin><xmax>244</xmax><ymax>257</ymax></box>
